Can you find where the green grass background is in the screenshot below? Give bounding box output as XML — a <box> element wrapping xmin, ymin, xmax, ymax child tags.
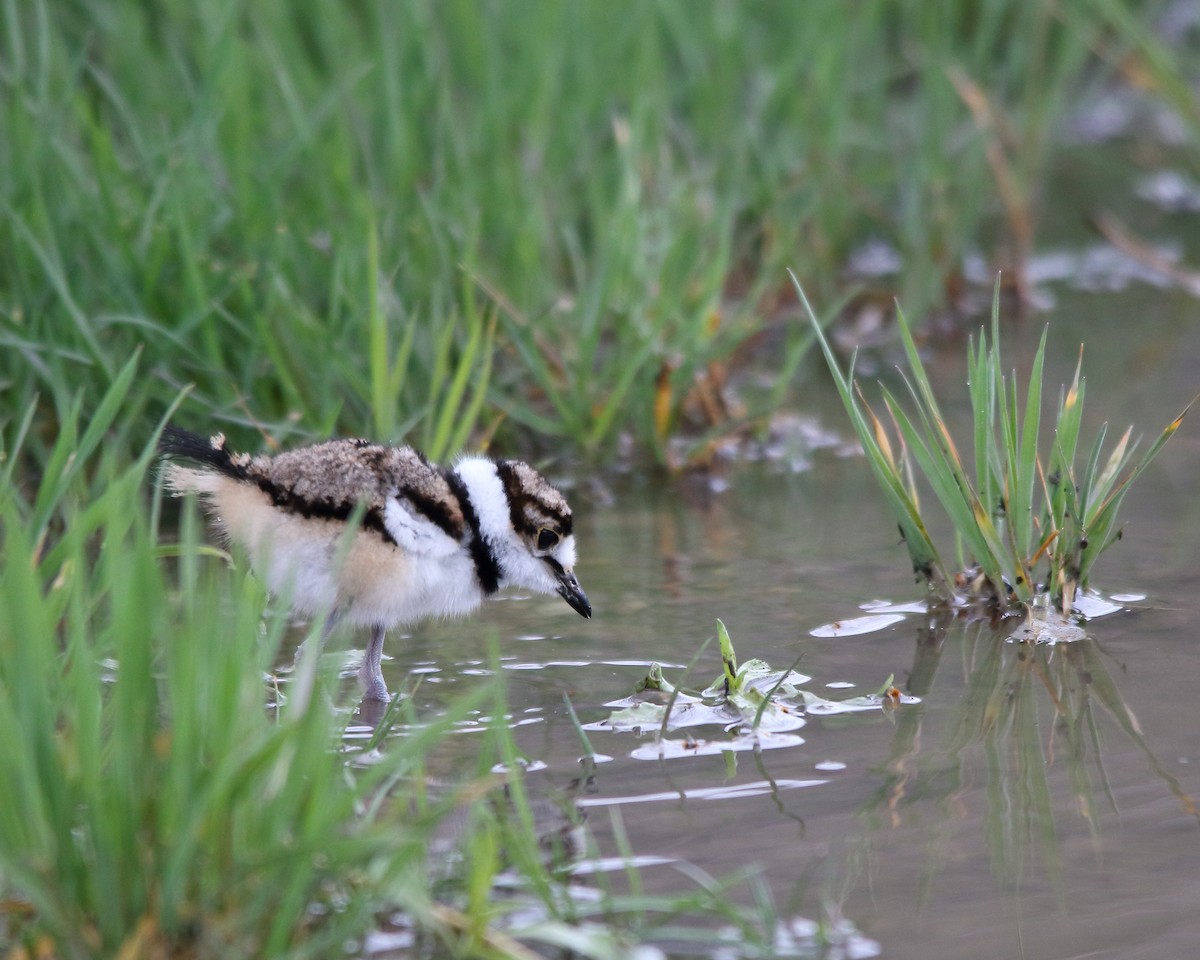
<box><xmin>5</xmin><ymin>0</ymin><xmax>1175</xmax><ymax>468</ymax></box>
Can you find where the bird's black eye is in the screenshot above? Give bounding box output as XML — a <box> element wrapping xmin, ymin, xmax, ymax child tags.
<box><xmin>537</xmin><ymin>528</ymin><xmax>559</xmax><ymax>551</ymax></box>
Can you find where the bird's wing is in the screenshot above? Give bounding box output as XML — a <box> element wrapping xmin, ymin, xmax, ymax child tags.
<box><xmin>382</xmin><ymin>496</ymin><xmax>462</xmax><ymax>559</ymax></box>
<box><xmin>252</xmin><ymin>439</ymin><xmax>468</xmax><ymax>559</ymax></box>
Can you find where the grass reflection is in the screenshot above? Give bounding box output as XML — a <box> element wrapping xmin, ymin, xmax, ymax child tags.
<box><xmin>868</xmin><ymin>618</ymin><xmax>1199</xmax><ymax>897</ymax></box>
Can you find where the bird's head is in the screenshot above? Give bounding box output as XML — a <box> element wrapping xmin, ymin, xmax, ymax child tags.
<box><xmin>454</xmin><ymin>457</ymin><xmax>591</xmax><ymax>619</ymax></box>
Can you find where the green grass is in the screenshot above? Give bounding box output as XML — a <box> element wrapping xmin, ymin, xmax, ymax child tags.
<box><xmin>796</xmin><ymin>273</ymin><xmax>1192</xmax><ymax>618</ymax></box>
<box><xmin>0</xmin><ymin>372</ymin><xmax>490</xmax><ymax>958</ymax></box>
<box><xmin>3</xmin><ymin>0</ymin><xmax>1190</xmax><ymax>468</ymax></box>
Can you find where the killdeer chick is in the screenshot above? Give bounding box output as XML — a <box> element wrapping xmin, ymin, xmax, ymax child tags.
<box><xmin>159</xmin><ymin>425</ymin><xmax>591</xmax><ymax>702</ymax></box>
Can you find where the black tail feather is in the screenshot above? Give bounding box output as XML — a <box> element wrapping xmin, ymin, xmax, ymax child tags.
<box><xmin>158</xmin><ymin>425</ymin><xmax>249</xmax><ymax>480</ymax></box>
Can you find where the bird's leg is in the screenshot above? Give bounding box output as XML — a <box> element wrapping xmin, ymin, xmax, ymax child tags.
<box><xmin>293</xmin><ymin>608</ymin><xmax>341</xmax><ymax>670</ymax></box>
<box><xmin>290</xmin><ymin>608</ymin><xmax>340</xmax><ymax>712</ymax></box>
<box><xmin>358</xmin><ymin>624</ymin><xmax>390</xmax><ymax>702</ymax></box>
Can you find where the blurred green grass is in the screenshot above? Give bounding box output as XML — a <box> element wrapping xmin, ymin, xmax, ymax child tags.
<box><xmin>0</xmin><ymin>371</ymin><xmax>455</xmax><ymax>957</ymax></box>
<box><xmin>3</xmin><ymin>0</ymin><xmax>1186</xmax><ymax>466</ymax></box>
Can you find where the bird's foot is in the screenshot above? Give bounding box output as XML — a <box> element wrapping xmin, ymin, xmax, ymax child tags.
<box><xmin>358</xmin><ymin>668</ymin><xmax>391</xmax><ymax>703</ymax></box>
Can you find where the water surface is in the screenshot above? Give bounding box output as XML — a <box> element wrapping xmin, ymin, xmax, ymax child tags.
<box><xmin>359</xmin><ymin>285</ymin><xmax>1200</xmax><ymax>959</ymax></box>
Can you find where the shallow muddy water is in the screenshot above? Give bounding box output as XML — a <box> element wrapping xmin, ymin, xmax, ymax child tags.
<box><xmin>341</xmin><ymin>286</ymin><xmax>1200</xmax><ymax>959</ymax></box>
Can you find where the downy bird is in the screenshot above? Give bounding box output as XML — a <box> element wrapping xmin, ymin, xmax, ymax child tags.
<box><xmin>158</xmin><ymin>425</ymin><xmax>591</xmax><ymax>701</ymax></box>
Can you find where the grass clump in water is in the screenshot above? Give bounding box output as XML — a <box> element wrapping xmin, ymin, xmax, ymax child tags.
<box><xmin>794</xmin><ymin>272</ymin><xmax>1192</xmax><ymax>621</ymax></box>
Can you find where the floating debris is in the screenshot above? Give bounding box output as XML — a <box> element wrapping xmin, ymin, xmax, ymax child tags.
<box><xmin>1071</xmin><ymin>593</ymin><xmax>1125</xmax><ymax>619</ymax></box>
<box><xmin>1136</xmin><ymin>169</ymin><xmax>1200</xmax><ymax>212</ymax></box>
<box><xmin>809</xmin><ymin>613</ymin><xmax>906</xmax><ymax>637</ymax></box>
<box><xmin>629</xmin><ymin>731</ymin><xmax>808</xmax><ymax>760</ymax></box>
<box><xmin>799</xmin><ymin>677</ymin><xmax>919</xmax><ymax>715</ymax></box>
<box><xmin>578</xmin><ymin>778</ymin><xmax>826</xmax><ymax>807</ymax></box>
<box><xmin>1006</xmin><ymin>607</ymin><xmax>1088</xmax><ymax>645</ymax></box>
<box><xmin>859</xmin><ymin>599</ymin><xmax>929</xmax><ymax>614</ymax></box>
<box><xmin>714</xmin><ymin>914</ymin><xmax>881</xmax><ymax>960</ymax></box>
<box><xmin>844</xmin><ymin>237</ymin><xmax>904</xmax><ymax>277</ymax></box>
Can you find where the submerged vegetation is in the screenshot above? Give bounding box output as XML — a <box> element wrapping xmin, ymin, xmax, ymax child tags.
<box><xmin>796</xmin><ymin>273</ymin><xmax>1191</xmax><ymax>620</ymax></box>
<box><xmin>591</xmin><ymin>621</ymin><xmax>911</xmax><ymax>760</ymax></box>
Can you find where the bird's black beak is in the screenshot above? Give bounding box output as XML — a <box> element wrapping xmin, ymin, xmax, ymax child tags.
<box><xmin>554</xmin><ymin>567</ymin><xmax>592</xmax><ymax>619</ymax></box>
